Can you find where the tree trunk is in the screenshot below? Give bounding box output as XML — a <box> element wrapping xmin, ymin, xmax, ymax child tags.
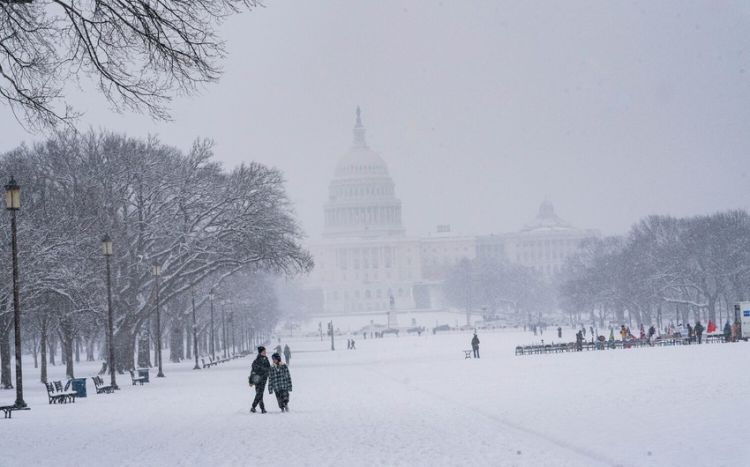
<box><xmin>49</xmin><ymin>335</ymin><xmax>57</xmax><ymax>366</ymax></box>
<box><xmin>40</xmin><ymin>319</ymin><xmax>48</xmax><ymax>384</ymax></box>
<box><xmin>0</xmin><ymin>325</ymin><xmax>13</xmax><ymax>389</ymax></box>
<box><xmin>170</xmin><ymin>321</ymin><xmax>183</xmax><ymax>363</ymax></box>
<box><xmin>61</xmin><ymin>333</ymin><xmax>75</xmax><ymax>379</ymax></box>
<box><xmin>75</xmin><ymin>336</ymin><xmax>81</xmax><ymax>363</ymax></box>
<box><xmin>137</xmin><ymin>332</ymin><xmax>151</xmax><ymax>368</ymax></box>
<box><xmin>185</xmin><ymin>321</ymin><xmax>192</xmax><ymax>360</ymax></box>
<box><xmin>86</xmin><ymin>334</ymin><xmax>95</xmax><ymax>362</ymax></box>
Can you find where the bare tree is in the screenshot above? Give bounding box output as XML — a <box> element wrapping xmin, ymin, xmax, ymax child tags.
<box><xmin>0</xmin><ymin>0</ymin><xmax>260</xmax><ymax>130</ymax></box>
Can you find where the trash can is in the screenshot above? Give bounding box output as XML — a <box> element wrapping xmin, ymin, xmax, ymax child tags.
<box><xmin>68</xmin><ymin>378</ymin><xmax>87</xmax><ymax>398</ymax></box>
<box><xmin>137</xmin><ymin>368</ymin><xmax>150</xmax><ymax>383</ymax></box>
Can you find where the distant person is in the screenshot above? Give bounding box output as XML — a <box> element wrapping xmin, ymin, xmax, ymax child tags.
<box><xmin>351</xmin><ymin>338</ymin><xmax>356</xmax><ymax>350</ymax></box>
<box><xmin>589</xmin><ymin>326</ymin><xmax>594</xmax><ymax>340</ymax></box>
<box><xmin>648</xmin><ymin>325</ymin><xmax>656</xmax><ymax>345</ymax></box>
<box><xmin>283</xmin><ymin>344</ymin><xmax>291</xmax><ymax>364</ymax></box>
<box><xmin>575</xmin><ymin>331</ymin><xmax>583</xmax><ymax>351</ymax></box>
<box><xmin>268</xmin><ymin>353</ymin><xmax>292</xmax><ymax>412</ymax></box>
<box><xmin>620</xmin><ymin>325</ymin><xmax>627</xmax><ymax>341</ymax></box>
<box><xmin>557</xmin><ymin>326</ymin><xmax>562</xmax><ymax>338</ymax></box>
<box><xmin>723</xmin><ymin>321</ymin><xmax>732</xmax><ymax>343</ymax></box>
<box><xmin>274</xmin><ymin>344</ymin><xmax>282</xmax><ymax>355</ymax></box>
<box><xmin>694</xmin><ymin>321</ymin><xmax>705</xmax><ymax>344</ymax></box>
<box><xmin>471</xmin><ymin>333</ymin><xmax>480</xmax><ymax>358</ymax></box>
<box><xmin>249</xmin><ymin>346</ymin><xmax>270</xmax><ymax>413</ymax></box>
<box><xmin>687</xmin><ymin>323</ymin><xmax>694</xmax><ymax>344</ymax></box>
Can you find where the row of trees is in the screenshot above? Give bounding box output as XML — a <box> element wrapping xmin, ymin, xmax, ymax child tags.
<box><xmin>559</xmin><ymin>211</ymin><xmax>750</xmax><ymax>328</ymax></box>
<box><xmin>442</xmin><ymin>257</ymin><xmax>554</xmax><ymax>324</ymax></box>
<box><xmin>0</xmin><ymin>130</ymin><xmax>312</xmax><ymax>385</ymax></box>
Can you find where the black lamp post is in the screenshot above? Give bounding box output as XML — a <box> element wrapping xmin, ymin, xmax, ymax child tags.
<box><xmin>152</xmin><ymin>262</ymin><xmax>164</xmax><ymax>377</ymax></box>
<box><xmin>101</xmin><ymin>234</ymin><xmax>118</xmax><ymax>390</ymax></box>
<box><xmin>5</xmin><ymin>177</ymin><xmax>26</xmax><ymax>408</ymax></box>
<box><xmin>209</xmin><ymin>292</ymin><xmax>215</xmax><ymax>359</ymax></box>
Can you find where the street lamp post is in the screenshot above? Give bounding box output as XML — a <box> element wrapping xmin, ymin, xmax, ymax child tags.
<box><xmin>209</xmin><ymin>292</ymin><xmax>215</xmax><ymax>360</ymax></box>
<box><xmin>101</xmin><ymin>234</ymin><xmax>118</xmax><ymax>390</ymax></box>
<box><xmin>152</xmin><ymin>262</ymin><xmax>164</xmax><ymax>377</ymax></box>
<box><xmin>191</xmin><ymin>288</ymin><xmax>200</xmax><ymax>370</ymax></box>
<box><xmin>5</xmin><ymin>177</ymin><xmax>26</xmax><ymax>408</ymax></box>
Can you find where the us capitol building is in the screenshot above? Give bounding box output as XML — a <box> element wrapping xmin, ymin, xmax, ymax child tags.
<box><xmin>303</xmin><ymin>109</ymin><xmax>598</xmax><ymax>319</ymax></box>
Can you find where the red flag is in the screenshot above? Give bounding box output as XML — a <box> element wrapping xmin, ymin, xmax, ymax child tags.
<box><xmin>707</xmin><ymin>320</ymin><xmax>716</xmax><ymax>333</ymax></box>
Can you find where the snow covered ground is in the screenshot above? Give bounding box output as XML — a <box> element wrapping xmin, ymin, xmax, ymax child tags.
<box><xmin>2</xmin><ymin>329</ymin><xmax>748</xmax><ymax>467</ymax></box>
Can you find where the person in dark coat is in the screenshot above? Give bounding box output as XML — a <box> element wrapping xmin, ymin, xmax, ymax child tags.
<box><xmin>687</xmin><ymin>323</ymin><xmax>694</xmax><ymax>344</ymax></box>
<box><xmin>575</xmin><ymin>330</ymin><xmax>583</xmax><ymax>351</ymax></box>
<box><xmin>283</xmin><ymin>344</ymin><xmax>291</xmax><ymax>364</ymax></box>
<box><xmin>557</xmin><ymin>327</ymin><xmax>562</xmax><ymax>338</ymax></box>
<box><xmin>694</xmin><ymin>321</ymin><xmax>705</xmax><ymax>344</ymax></box>
<box><xmin>471</xmin><ymin>333</ymin><xmax>480</xmax><ymax>358</ymax></box>
<box><xmin>723</xmin><ymin>321</ymin><xmax>732</xmax><ymax>342</ymax></box>
<box><xmin>249</xmin><ymin>346</ymin><xmax>271</xmax><ymax>413</ymax></box>
<box><xmin>268</xmin><ymin>353</ymin><xmax>293</xmax><ymax>412</ymax></box>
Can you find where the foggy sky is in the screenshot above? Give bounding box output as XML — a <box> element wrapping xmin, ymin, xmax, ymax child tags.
<box><xmin>1</xmin><ymin>0</ymin><xmax>749</xmax><ymax>239</ymax></box>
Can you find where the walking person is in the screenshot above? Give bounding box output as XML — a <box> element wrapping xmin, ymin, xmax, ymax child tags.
<box><xmin>249</xmin><ymin>346</ymin><xmax>271</xmax><ymax>413</ymax></box>
<box><xmin>694</xmin><ymin>321</ymin><xmax>705</xmax><ymax>344</ymax></box>
<box><xmin>268</xmin><ymin>353</ymin><xmax>293</xmax><ymax>412</ymax></box>
<box><xmin>723</xmin><ymin>321</ymin><xmax>732</xmax><ymax>343</ymax></box>
<box><xmin>283</xmin><ymin>344</ymin><xmax>291</xmax><ymax>364</ymax></box>
<box><xmin>471</xmin><ymin>333</ymin><xmax>480</xmax><ymax>358</ymax></box>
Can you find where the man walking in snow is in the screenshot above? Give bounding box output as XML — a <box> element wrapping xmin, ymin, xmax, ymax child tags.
<box><xmin>471</xmin><ymin>333</ymin><xmax>480</xmax><ymax>358</ymax></box>
<box><xmin>249</xmin><ymin>346</ymin><xmax>271</xmax><ymax>413</ymax></box>
<box><xmin>694</xmin><ymin>321</ymin><xmax>705</xmax><ymax>344</ymax></box>
<box><xmin>268</xmin><ymin>353</ymin><xmax>293</xmax><ymax>412</ymax></box>
<box><xmin>283</xmin><ymin>344</ymin><xmax>291</xmax><ymax>364</ymax></box>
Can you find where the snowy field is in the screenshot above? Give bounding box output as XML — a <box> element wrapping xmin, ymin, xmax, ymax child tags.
<box><xmin>2</xmin><ymin>329</ymin><xmax>748</xmax><ymax>467</ymax></box>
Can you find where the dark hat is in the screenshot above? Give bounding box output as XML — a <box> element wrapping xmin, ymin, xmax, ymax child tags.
<box><xmin>271</xmin><ymin>353</ymin><xmax>282</xmax><ymax>361</ymax></box>
<box><xmin>257</xmin><ymin>346</ymin><xmax>266</xmax><ymax>353</ymax></box>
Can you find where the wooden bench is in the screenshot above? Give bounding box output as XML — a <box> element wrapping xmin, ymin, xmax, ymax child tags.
<box><xmin>44</xmin><ymin>382</ymin><xmax>76</xmax><ymax>404</ymax></box>
<box><xmin>92</xmin><ymin>376</ymin><xmax>114</xmax><ymax>394</ymax></box>
<box><xmin>1</xmin><ymin>405</ymin><xmax>30</xmax><ymax>419</ymax></box>
<box><xmin>129</xmin><ymin>370</ymin><xmax>147</xmax><ymax>386</ymax></box>
<box><xmin>463</xmin><ymin>350</ymin><xmax>472</xmax><ymax>359</ymax></box>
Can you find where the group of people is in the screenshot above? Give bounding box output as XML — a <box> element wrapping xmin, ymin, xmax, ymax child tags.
<box><xmin>346</xmin><ymin>338</ymin><xmax>357</xmax><ymax>349</ymax></box>
<box><xmin>248</xmin><ymin>346</ymin><xmax>293</xmax><ymax>413</ymax></box>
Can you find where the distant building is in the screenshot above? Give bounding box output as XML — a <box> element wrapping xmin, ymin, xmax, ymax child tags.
<box><xmin>305</xmin><ymin>109</ymin><xmax>597</xmax><ymax>316</ymax></box>
<box><xmin>485</xmin><ymin>200</ymin><xmax>599</xmax><ymax>278</ymax></box>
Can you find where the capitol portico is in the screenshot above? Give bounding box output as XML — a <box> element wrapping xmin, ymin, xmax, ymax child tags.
<box><xmin>304</xmin><ymin>109</ymin><xmax>598</xmax><ymax>320</ymax></box>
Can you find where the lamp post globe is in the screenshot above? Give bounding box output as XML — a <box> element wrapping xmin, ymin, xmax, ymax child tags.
<box><xmin>5</xmin><ymin>176</ymin><xmax>26</xmax><ymax>408</ymax></box>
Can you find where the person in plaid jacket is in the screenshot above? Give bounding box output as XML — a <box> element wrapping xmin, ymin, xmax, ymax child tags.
<box><xmin>269</xmin><ymin>353</ymin><xmax>293</xmax><ymax>412</ymax></box>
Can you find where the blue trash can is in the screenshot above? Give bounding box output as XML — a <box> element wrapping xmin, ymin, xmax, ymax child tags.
<box><xmin>68</xmin><ymin>378</ymin><xmax>87</xmax><ymax>398</ymax></box>
<box><xmin>137</xmin><ymin>368</ymin><xmax>150</xmax><ymax>383</ymax></box>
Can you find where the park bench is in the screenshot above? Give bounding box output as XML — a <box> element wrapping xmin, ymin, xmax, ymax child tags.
<box><xmin>1</xmin><ymin>405</ymin><xmax>30</xmax><ymax>419</ymax></box>
<box><xmin>53</xmin><ymin>380</ymin><xmax>78</xmax><ymax>403</ymax></box>
<box><xmin>129</xmin><ymin>370</ymin><xmax>147</xmax><ymax>386</ymax></box>
<box><xmin>92</xmin><ymin>376</ymin><xmax>114</xmax><ymax>394</ymax></box>
<box><xmin>44</xmin><ymin>382</ymin><xmax>75</xmax><ymax>404</ymax></box>
<box><xmin>463</xmin><ymin>349</ymin><xmax>472</xmax><ymax>359</ymax></box>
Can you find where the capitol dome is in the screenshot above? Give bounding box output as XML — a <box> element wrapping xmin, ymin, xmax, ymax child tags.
<box><xmin>323</xmin><ymin>108</ymin><xmax>405</xmax><ymax>238</ymax></box>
